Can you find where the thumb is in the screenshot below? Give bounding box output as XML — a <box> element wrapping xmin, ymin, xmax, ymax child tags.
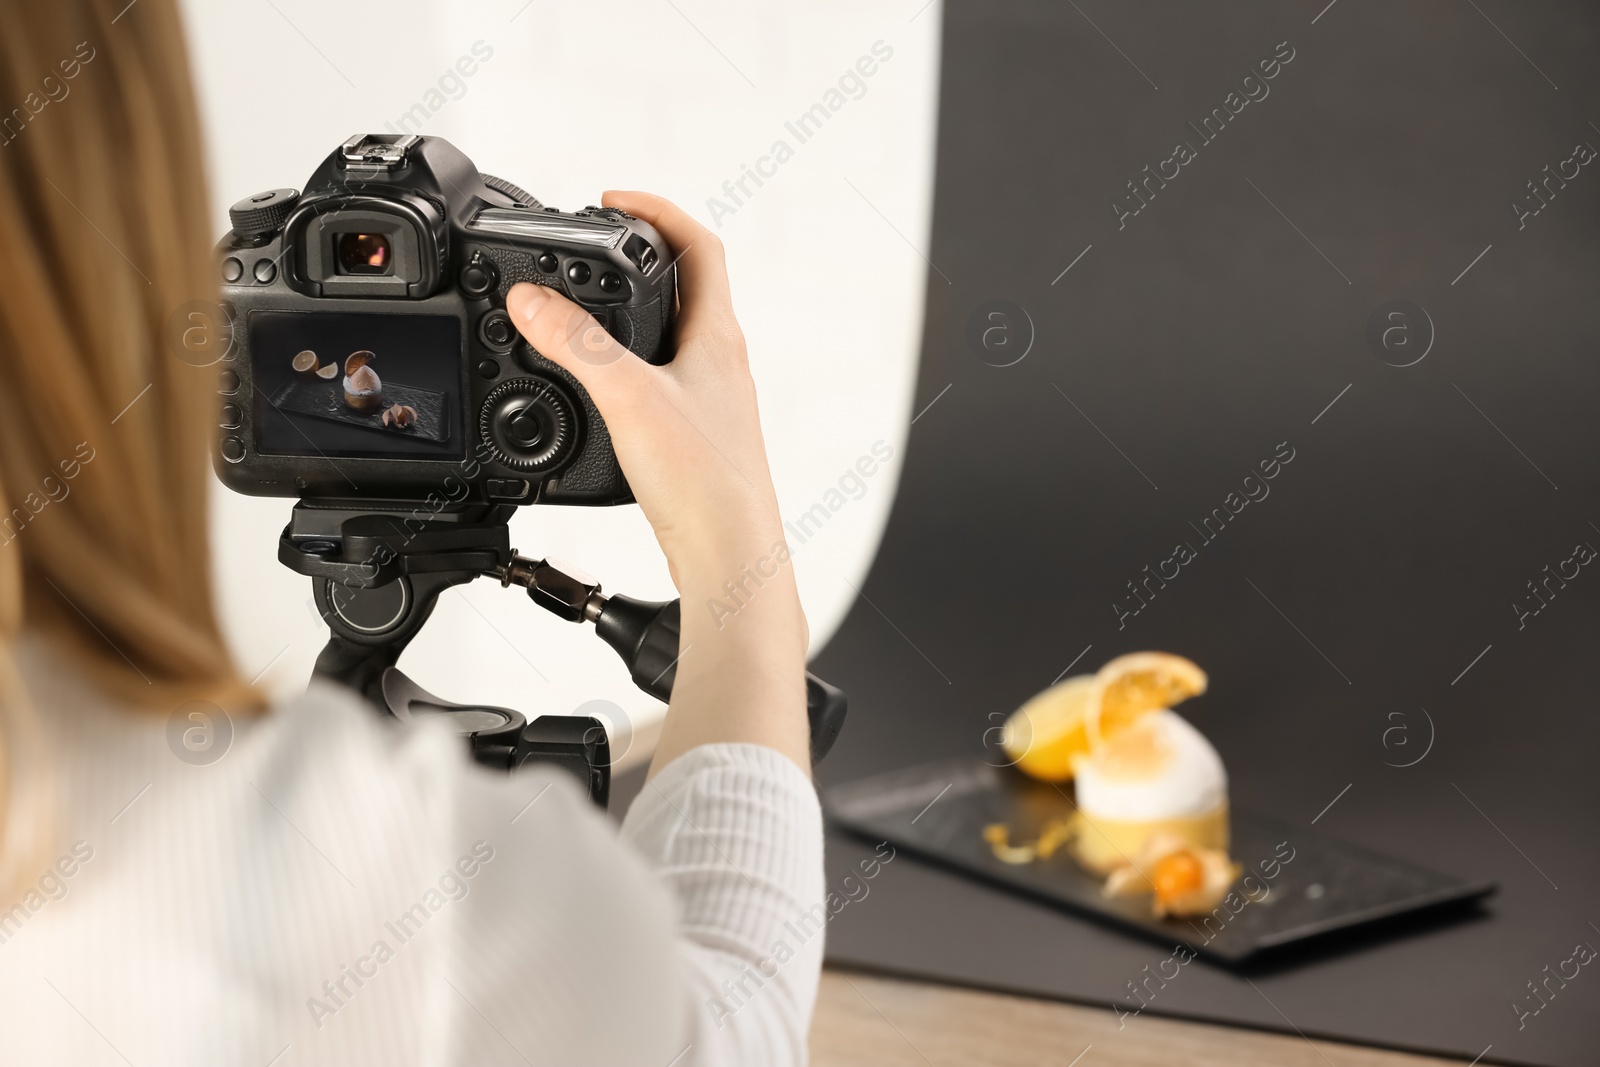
<box><xmin>505</xmin><ymin>282</ymin><xmax>640</xmax><ymax>399</ymax></box>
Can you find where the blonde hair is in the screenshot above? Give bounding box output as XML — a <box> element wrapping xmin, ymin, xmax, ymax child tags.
<box><xmin>0</xmin><ymin>0</ymin><xmax>261</xmax><ymax>882</ymax></box>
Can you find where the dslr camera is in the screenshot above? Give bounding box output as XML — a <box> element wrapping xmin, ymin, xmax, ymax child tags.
<box><xmin>208</xmin><ymin>135</ymin><xmax>849</xmax><ymax>801</ymax></box>
<box><xmin>212</xmin><ymin>132</ymin><xmax>675</xmax><ymax>506</ymax></box>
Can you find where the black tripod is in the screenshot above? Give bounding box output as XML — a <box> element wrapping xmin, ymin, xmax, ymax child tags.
<box><xmin>280</xmin><ymin>501</ymin><xmax>848</xmax><ymax>808</ymax></box>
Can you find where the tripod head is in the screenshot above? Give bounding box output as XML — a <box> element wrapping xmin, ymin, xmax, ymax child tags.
<box><xmin>280</xmin><ymin>501</ymin><xmax>848</xmax><ymax>807</ymax></box>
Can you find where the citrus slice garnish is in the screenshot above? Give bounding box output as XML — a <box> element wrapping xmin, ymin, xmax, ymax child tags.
<box><xmin>999</xmin><ymin>674</ymin><xmax>1096</xmax><ymax>781</ymax></box>
<box><xmin>1085</xmin><ymin>652</ymin><xmax>1207</xmax><ymax>750</ymax></box>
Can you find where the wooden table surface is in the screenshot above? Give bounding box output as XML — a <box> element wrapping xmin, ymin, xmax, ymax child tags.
<box><xmin>811</xmin><ymin>969</ymin><xmax>1472</xmax><ymax>1067</ymax></box>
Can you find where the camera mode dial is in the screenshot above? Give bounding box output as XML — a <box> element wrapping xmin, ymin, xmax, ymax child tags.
<box><xmin>480</xmin><ymin>377</ymin><xmax>577</xmax><ymax>472</ymax></box>
<box><xmin>228</xmin><ymin>189</ymin><xmax>300</xmax><ymax>241</ymax></box>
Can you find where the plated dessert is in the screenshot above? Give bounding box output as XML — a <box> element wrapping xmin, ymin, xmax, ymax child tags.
<box><xmin>284</xmin><ymin>349</ymin><xmax>422</xmax><ymax>434</ymax></box>
<box><xmin>986</xmin><ymin>652</ymin><xmax>1238</xmax><ymax>917</ymax></box>
<box><xmin>341</xmin><ymin>350</ymin><xmax>382</xmax><ymax>412</ymax></box>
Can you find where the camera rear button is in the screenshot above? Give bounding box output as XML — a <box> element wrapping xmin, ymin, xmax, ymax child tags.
<box><xmin>222</xmin><ymin>258</ymin><xmax>244</xmax><ymax>283</ymax></box>
<box><xmin>252</xmin><ymin>259</ymin><xmax>277</xmax><ymax>284</ymax></box>
<box><xmin>567</xmin><ymin>262</ymin><xmax>591</xmax><ymax>285</ymax></box>
<box><xmin>486</xmin><ymin>478</ymin><xmax>530</xmax><ymax>501</ymax></box>
<box><xmin>461</xmin><ymin>256</ymin><xmax>498</xmax><ymax>297</ymax></box>
<box><xmin>219</xmin><ymin>404</ymin><xmax>241</xmax><ymax>429</ymax></box>
<box><xmin>477</xmin><ymin>359</ymin><xmax>499</xmax><ymax>380</ymax></box>
<box><xmin>478</xmin><ymin>309</ymin><xmax>516</xmax><ymax>353</ymax></box>
<box><xmin>537</xmin><ymin>253</ymin><xmax>559</xmax><ymax>274</ymax></box>
<box><xmin>218</xmin><ymin>370</ymin><xmax>239</xmax><ymax>394</ymax></box>
<box><xmin>220</xmin><ymin>437</ymin><xmax>245</xmax><ymax>463</ymax></box>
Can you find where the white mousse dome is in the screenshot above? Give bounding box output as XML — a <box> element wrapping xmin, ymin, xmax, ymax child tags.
<box><xmin>1074</xmin><ymin>709</ymin><xmax>1226</xmax><ymax>822</ymax></box>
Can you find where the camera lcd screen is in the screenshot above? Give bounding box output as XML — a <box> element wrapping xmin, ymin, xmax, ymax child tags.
<box><xmin>248</xmin><ymin>311</ymin><xmax>465</xmax><ymax>460</ymax></box>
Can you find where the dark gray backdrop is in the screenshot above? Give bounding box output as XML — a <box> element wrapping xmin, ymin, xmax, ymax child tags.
<box><xmin>808</xmin><ymin>2</ymin><xmax>1600</xmax><ymax>1064</ymax></box>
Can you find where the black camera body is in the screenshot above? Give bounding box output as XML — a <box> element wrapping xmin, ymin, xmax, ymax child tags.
<box><xmin>213</xmin><ymin>133</ymin><xmax>675</xmax><ymax>507</ymax></box>
<box><xmin>210</xmin><ymin>135</ymin><xmax>848</xmax><ymax>801</ymax></box>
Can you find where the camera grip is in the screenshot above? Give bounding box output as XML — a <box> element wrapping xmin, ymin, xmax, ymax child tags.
<box><xmin>593</xmin><ymin>594</ymin><xmax>847</xmax><ymax>764</ymax></box>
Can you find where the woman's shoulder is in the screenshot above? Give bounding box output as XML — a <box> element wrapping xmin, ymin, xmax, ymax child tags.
<box><xmin>4</xmin><ymin>649</ymin><xmax>688</xmax><ymax>1062</ymax></box>
<box><xmin>236</xmin><ymin>679</ymin><xmax>618</xmax><ymax>869</ymax></box>
<box><xmin>246</xmin><ymin>681</ymin><xmax>673</xmax><ymax>926</ymax></box>
<box><xmin>245</xmin><ymin>679</ymin><xmax>471</xmax><ymax>806</ymax></box>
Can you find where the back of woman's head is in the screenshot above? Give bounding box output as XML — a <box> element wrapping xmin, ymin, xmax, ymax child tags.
<box><xmin>0</xmin><ymin>0</ymin><xmax>257</xmax><ymax>876</ymax></box>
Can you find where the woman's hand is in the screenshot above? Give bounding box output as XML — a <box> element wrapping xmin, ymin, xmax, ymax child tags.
<box><xmin>506</xmin><ymin>192</ymin><xmax>811</xmax><ymax>777</ymax></box>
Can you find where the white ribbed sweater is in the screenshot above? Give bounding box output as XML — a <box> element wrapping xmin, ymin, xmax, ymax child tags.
<box><xmin>0</xmin><ymin>640</ymin><xmax>825</xmax><ymax>1065</ymax></box>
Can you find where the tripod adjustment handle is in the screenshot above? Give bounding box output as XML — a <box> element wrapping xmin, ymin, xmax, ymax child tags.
<box><xmin>594</xmin><ymin>595</ymin><xmax>848</xmax><ymax>764</ymax></box>
<box><xmin>500</xmin><ymin>555</ymin><xmax>605</xmax><ymax>623</ymax></box>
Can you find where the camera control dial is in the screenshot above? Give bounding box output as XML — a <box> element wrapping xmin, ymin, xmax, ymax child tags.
<box><xmin>228</xmin><ymin>189</ymin><xmax>301</xmax><ymax>241</ymax></box>
<box><xmin>479</xmin><ymin>377</ymin><xmax>578</xmax><ymax>472</ymax></box>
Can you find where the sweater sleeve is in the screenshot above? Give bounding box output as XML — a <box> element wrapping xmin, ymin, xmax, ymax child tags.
<box><xmin>619</xmin><ymin>744</ymin><xmax>827</xmax><ymax>1067</ymax></box>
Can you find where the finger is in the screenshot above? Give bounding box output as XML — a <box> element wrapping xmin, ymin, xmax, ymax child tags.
<box><xmin>602</xmin><ymin>190</ymin><xmax>736</xmax><ymax>337</ymax></box>
<box><xmin>505</xmin><ymin>282</ymin><xmax>644</xmax><ymax>409</ymax></box>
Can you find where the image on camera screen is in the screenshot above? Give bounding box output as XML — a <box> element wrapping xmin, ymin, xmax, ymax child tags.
<box><xmin>249</xmin><ymin>311</ymin><xmax>465</xmax><ymax>460</ymax></box>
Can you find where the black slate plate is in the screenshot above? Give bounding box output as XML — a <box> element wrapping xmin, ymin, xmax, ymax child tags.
<box><xmin>825</xmin><ymin>759</ymin><xmax>1496</xmax><ymax>966</ymax></box>
<box><xmin>268</xmin><ymin>378</ymin><xmax>450</xmax><ymax>443</ymax></box>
